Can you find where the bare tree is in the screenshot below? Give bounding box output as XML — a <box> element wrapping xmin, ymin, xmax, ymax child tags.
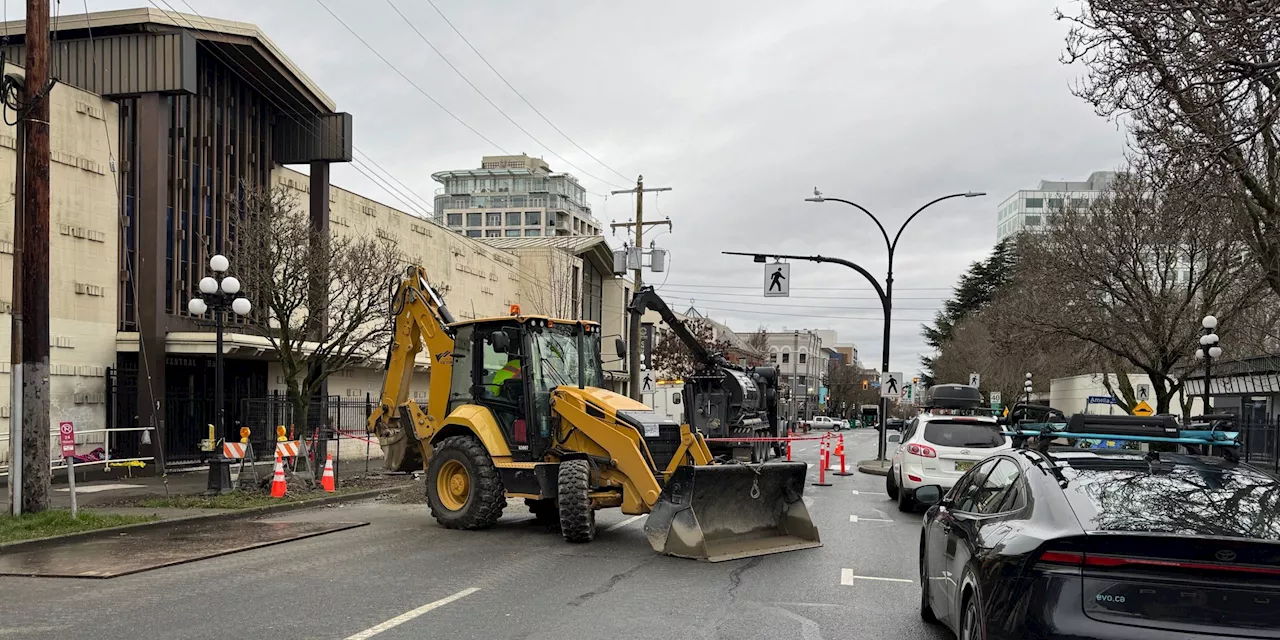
<box><xmin>521</xmin><ymin>252</ymin><xmax>579</xmax><ymax>318</ymax></box>
<box><xmin>1060</xmin><ymin>1</ymin><xmax>1280</xmax><ymax>295</ymax></box>
<box><xmin>1002</xmin><ymin>168</ymin><xmax>1264</xmax><ymax>413</ymax></box>
<box><xmin>652</xmin><ymin>318</ymin><xmax>730</xmax><ymax>379</ymax></box>
<box><xmin>233</xmin><ymin>186</ymin><xmax>401</xmax><ymax>442</ymax></box>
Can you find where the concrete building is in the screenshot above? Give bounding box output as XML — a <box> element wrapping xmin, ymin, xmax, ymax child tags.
<box><xmin>753</xmin><ymin>330</ymin><xmax>824</xmax><ymax>421</ymax></box>
<box><xmin>996</xmin><ymin>171</ymin><xmax>1117</xmax><ymax>240</ymax></box>
<box><xmin>1049</xmin><ymin>373</ymin><xmax>1187</xmax><ymax>417</ymax></box>
<box><xmin>432</xmin><ymin>155</ymin><xmax>602</xmax><ymax>238</ymax></box>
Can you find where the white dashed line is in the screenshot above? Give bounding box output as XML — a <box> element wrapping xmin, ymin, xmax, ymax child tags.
<box><xmin>840</xmin><ymin>569</ymin><xmax>912</xmax><ymax>585</ymax></box>
<box><xmin>850</xmin><ymin>490</ymin><xmax>860</xmax><ymax>495</ymax></box>
<box><xmin>606</xmin><ymin>515</ymin><xmax>645</xmax><ymax>532</ymax></box>
<box><xmin>343</xmin><ymin>587</ymin><xmax>479</xmax><ymax>639</ymax></box>
<box><xmin>848</xmin><ymin>515</ymin><xmax>893</xmax><ymax>523</ymax></box>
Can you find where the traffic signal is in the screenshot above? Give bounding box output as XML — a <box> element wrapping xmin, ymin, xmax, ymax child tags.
<box><xmin>912</xmin><ymin>376</ymin><xmax>918</xmax><ymax>384</ymax></box>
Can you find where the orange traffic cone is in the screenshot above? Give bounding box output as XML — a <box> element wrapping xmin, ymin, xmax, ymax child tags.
<box><xmin>270</xmin><ymin>452</ymin><xmax>287</xmax><ymax>498</ymax></box>
<box><xmin>320</xmin><ymin>454</ymin><xmax>336</xmax><ymax>493</ymax></box>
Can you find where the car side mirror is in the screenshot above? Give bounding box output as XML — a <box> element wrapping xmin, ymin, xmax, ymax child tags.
<box><xmin>490</xmin><ymin>331</ymin><xmax>510</xmax><ymax>353</ymax></box>
<box><xmin>914</xmin><ymin>485</ymin><xmax>943</xmax><ymax>506</ymax></box>
<box><xmin>615</xmin><ymin>337</ymin><xmax>626</xmax><ymax>360</ymax></box>
<box><xmin>887</xmin><ymin>433</ymin><xmax>902</xmax><ymax>444</ymax></box>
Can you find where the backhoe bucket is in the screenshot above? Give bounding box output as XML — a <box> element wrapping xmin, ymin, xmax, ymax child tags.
<box><xmin>644</xmin><ymin>462</ymin><xmax>820</xmax><ymax>562</ymax></box>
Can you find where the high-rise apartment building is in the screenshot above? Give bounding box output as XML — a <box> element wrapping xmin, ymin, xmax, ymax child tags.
<box><xmin>432</xmin><ymin>154</ymin><xmax>602</xmax><ymax>238</ymax></box>
<box><xmin>995</xmin><ymin>171</ymin><xmax>1117</xmax><ymax>240</ymax></box>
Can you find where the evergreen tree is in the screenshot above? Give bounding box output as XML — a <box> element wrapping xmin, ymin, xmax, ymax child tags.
<box><xmin>920</xmin><ymin>237</ymin><xmax>1019</xmax><ymax>383</ymax></box>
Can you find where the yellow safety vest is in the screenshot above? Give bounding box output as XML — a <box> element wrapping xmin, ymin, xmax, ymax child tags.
<box><xmin>489</xmin><ymin>359</ymin><xmax>522</xmax><ymax>395</ymax></box>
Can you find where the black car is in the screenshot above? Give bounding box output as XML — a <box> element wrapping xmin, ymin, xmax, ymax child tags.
<box><xmin>885</xmin><ymin>418</ymin><xmax>905</xmax><ymax>431</ymax></box>
<box><xmin>914</xmin><ymin>441</ymin><xmax>1280</xmax><ymax>639</ymax></box>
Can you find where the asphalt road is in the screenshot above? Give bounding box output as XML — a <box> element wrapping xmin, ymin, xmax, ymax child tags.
<box><xmin>0</xmin><ymin>428</ymin><xmax>951</xmax><ymax>640</ymax></box>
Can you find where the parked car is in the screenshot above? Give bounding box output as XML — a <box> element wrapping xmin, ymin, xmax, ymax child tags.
<box><xmin>913</xmin><ymin>418</ymin><xmax>1280</xmax><ymax>640</ymax></box>
<box><xmin>885</xmin><ymin>413</ymin><xmax>1010</xmax><ymax>511</ymax></box>
<box><xmin>884</xmin><ymin>418</ymin><xmax>905</xmax><ymax>431</ymax></box>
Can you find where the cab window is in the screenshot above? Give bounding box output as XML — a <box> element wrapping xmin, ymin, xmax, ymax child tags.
<box><xmin>973</xmin><ymin>459</ymin><xmax>1023</xmax><ymax>514</ymax></box>
<box><xmin>480</xmin><ymin>330</ymin><xmax>521</xmax><ymax>402</ymax></box>
<box><xmin>949</xmin><ymin>458</ymin><xmax>998</xmax><ymax>512</ymax></box>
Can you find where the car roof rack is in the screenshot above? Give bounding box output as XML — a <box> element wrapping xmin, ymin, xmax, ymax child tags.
<box><xmin>1003</xmin><ymin>414</ymin><xmax>1240</xmax><ymax>461</ymax></box>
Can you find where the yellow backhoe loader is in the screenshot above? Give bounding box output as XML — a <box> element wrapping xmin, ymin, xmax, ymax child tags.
<box><xmin>367</xmin><ymin>266</ymin><xmax>820</xmax><ymax>561</ymax></box>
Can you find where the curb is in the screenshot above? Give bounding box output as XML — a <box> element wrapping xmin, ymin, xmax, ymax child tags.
<box><xmin>856</xmin><ymin>459</ymin><xmax>892</xmax><ymax>476</ymax></box>
<box><xmin>0</xmin><ymin>484</ymin><xmax>411</xmax><ymax>554</ymax></box>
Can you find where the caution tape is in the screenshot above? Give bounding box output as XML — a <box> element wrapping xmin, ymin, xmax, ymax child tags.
<box><xmin>702</xmin><ymin>436</ymin><xmax>830</xmax><ymax>442</ymax></box>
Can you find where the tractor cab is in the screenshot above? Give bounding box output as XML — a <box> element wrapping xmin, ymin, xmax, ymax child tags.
<box><xmin>447</xmin><ymin>309</ymin><xmax>620</xmax><ymax>462</ymax></box>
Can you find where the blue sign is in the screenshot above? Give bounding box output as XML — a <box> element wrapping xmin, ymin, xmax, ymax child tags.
<box><xmin>1086</xmin><ymin>395</ymin><xmax>1118</xmax><ymax>405</ymax></box>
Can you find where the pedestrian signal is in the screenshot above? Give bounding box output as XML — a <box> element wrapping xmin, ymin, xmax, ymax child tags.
<box><xmin>861</xmin><ymin>380</ymin><xmax>868</xmax><ymax>390</ymax></box>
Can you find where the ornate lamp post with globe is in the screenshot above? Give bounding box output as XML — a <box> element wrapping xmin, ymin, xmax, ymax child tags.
<box><xmin>1195</xmin><ymin>315</ymin><xmax>1222</xmax><ymax>413</ymax></box>
<box><xmin>187</xmin><ymin>254</ymin><xmax>251</xmax><ymax>492</ymax></box>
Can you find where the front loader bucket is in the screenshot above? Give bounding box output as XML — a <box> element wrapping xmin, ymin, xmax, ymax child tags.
<box><xmin>644</xmin><ymin>462</ymin><xmax>820</xmax><ymax>562</ymax></box>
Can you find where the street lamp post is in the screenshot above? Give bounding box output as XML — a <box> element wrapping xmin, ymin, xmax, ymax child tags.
<box><xmin>1195</xmin><ymin>315</ymin><xmax>1222</xmax><ymax>413</ymax></box>
<box><xmin>1024</xmin><ymin>372</ymin><xmax>1033</xmax><ymax>414</ymax></box>
<box><xmin>725</xmin><ymin>190</ymin><xmax>984</xmax><ymax>462</ymax></box>
<box><xmin>188</xmin><ymin>254</ymin><xmax>252</xmax><ymax>494</ymax></box>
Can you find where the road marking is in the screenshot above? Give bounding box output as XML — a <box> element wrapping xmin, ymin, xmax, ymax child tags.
<box><xmin>850</xmin><ymin>490</ymin><xmax>860</xmax><ymax>495</ymax></box>
<box><xmin>841</xmin><ymin>569</ymin><xmax>912</xmax><ymax>585</ymax></box>
<box><xmin>343</xmin><ymin>587</ymin><xmax>480</xmax><ymax>639</ymax></box>
<box><xmin>848</xmin><ymin>515</ymin><xmax>892</xmax><ymax>523</ymax></box>
<box><xmin>606</xmin><ymin>515</ymin><xmax>644</xmax><ymax>532</ymax></box>
<box><xmin>773</xmin><ymin>602</ymin><xmax>842</xmax><ymax>608</ymax></box>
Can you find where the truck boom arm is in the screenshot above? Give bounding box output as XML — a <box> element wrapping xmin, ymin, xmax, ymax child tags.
<box><xmin>627</xmin><ymin>285</ymin><xmax>727</xmax><ymax>371</ymax></box>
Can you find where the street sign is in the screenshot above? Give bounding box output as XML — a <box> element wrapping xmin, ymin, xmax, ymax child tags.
<box><xmin>59</xmin><ymin>421</ymin><xmax>76</xmax><ymax>456</ymax></box>
<box><xmin>1132</xmin><ymin>400</ymin><xmax>1155</xmax><ymax>416</ymax></box>
<box><xmin>902</xmin><ymin>383</ymin><xmax>913</xmax><ymax>405</ymax></box>
<box><xmin>989</xmin><ymin>391</ymin><xmax>1002</xmax><ymax>405</ymax></box>
<box><xmin>969</xmin><ymin>372</ymin><xmax>981</xmax><ymax>388</ymax></box>
<box><xmin>764</xmin><ymin>263</ymin><xmax>790</xmax><ymax>297</ymax></box>
<box><xmin>880</xmin><ymin>372</ymin><xmax>902</xmax><ymax>399</ymax></box>
<box><xmin>1086</xmin><ymin>395</ymin><xmax>1118</xmax><ymax>405</ymax></box>
<box><xmin>1136</xmin><ymin>384</ymin><xmax>1150</xmax><ymax>402</ymax></box>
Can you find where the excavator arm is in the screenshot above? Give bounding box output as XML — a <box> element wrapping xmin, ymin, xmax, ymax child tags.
<box><xmin>366</xmin><ymin>265</ymin><xmax>458</xmax><ymax>471</ymax></box>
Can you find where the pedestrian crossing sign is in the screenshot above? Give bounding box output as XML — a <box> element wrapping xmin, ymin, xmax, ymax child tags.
<box><xmin>764</xmin><ymin>263</ymin><xmax>790</xmax><ymax>297</ymax></box>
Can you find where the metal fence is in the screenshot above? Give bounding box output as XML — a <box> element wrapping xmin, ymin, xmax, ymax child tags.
<box><xmin>238</xmin><ymin>393</ymin><xmax>374</xmax><ymax>461</ymax></box>
<box><xmin>1239</xmin><ymin>420</ymin><xmax>1280</xmax><ymax>476</ymax></box>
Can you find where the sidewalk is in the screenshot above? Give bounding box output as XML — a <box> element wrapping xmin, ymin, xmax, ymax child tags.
<box><xmin>41</xmin><ymin>457</ymin><xmax>403</xmax><ymax>512</ymax></box>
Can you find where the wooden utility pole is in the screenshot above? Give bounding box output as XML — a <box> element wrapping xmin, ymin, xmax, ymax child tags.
<box><xmin>610</xmin><ymin>176</ymin><xmax>671</xmax><ymax>400</ymax></box>
<box><xmin>18</xmin><ymin>0</ymin><xmax>52</xmax><ymax>513</ymax></box>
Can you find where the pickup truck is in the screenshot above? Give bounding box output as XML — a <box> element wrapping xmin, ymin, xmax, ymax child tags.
<box><xmin>804</xmin><ymin>416</ymin><xmax>846</xmax><ymax>431</ymax></box>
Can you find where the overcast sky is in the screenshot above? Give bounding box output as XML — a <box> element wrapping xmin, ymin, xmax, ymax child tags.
<box><xmin>70</xmin><ymin>0</ymin><xmax>1127</xmax><ymax>375</ymax></box>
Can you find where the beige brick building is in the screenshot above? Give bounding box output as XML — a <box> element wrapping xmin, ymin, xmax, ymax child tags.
<box><xmin>0</xmin><ymin>65</ymin><xmax>120</xmax><ymax>463</ymax></box>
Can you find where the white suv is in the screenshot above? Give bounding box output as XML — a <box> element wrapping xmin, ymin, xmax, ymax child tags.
<box><xmin>885</xmin><ymin>413</ymin><xmax>1010</xmax><ymax>511</ymax></box>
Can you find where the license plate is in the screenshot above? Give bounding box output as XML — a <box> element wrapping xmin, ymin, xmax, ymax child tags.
<box><xmin>955</xmin><ymin>461</ymin><xmax>974</xmax><ymax>472</ymax></box>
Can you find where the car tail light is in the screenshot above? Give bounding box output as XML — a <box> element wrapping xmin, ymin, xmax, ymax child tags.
<box><xmin>907</xmin><ymin>443</ymin><xmax>937</xmax><ymax>458</ymax></box>
<box><xmin>1033</xmin><ymin>549</ymin><xmax>1280</xmax><ymax>577</ymax></box>
<box><xmin>907</xmin><ymin>474</ymin><xmax>922</xmax><ymax>482</ymax></box>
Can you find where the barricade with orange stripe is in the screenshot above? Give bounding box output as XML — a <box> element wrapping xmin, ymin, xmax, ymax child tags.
<box><xmin>276</xmin><ymin>440</ymin><xmax>303</xmax><ymax>458</ymax></box>
<box><xmin>223</xmin><ymin>442</ymin><xmax>248</xmax><ymax>459</ymax></box>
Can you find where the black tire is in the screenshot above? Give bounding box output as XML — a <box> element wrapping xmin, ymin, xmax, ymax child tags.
<box><xmin>425</xmin><ymin>435</ymin><xmax>506</xmax><ymax>529</ymax></box>
<box><xmin>885</xmin><ymin>469</ymin><xmax>899</xmax><ymax>500</ymax></box>
<box><xmin>960</xmin><ymin>591</ymin><xmax>982</xmax><ymax>640</ymax></box>
<box><xmin>557</xmin><ymin>459</ymin><xmax>596</xmax><ymax>543</ymax></box>
<box><xmin>920</xmin><ymin>539</ymin><xmax>939</xmax><ymax>624</ymax></box>
<box><xmin>525</xmin><ymin>498</ymin><xmax>559</xmax><ymax>528</ymax></box>
<box><xmin>897</xmin><ymin>483</ymin><xmax>916</xmax><ymax>512</ymax></box>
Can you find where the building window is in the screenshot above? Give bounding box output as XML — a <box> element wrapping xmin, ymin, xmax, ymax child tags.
<box><xmin>547</xmin><ymin>216</ymin><xmax>555</xmax><ymax>227</ymax></box>
<box><xmin>799</xmin><ymin>375</ymin><xmax>807</xmax><ymax>386</ymax></box>
<box><xmin>485</xmin><ymin>230</ymin><xmax>500</xmax><ymax>237</ymax></box>
<box><xmin>769</xmin><ymin>353</ymin><xmax>777</xmax><ymax>363</ymax></box>
<box><xmin>799</xmin><ymin>353</ymin><xmax>807</xmax><ymax>364</ymax></box>
<box><xmin>506</xmin><ymin>212</ymin><xmax>521</xmax><ymax>226</ymax></box>
<box><xmin>782</xmin><ymin>353</ymin><xmax>790</xmax><ymax>364</ymax></box>
<box><xmin>467</xmin><ymin>213</ymin><xmax>482</xmax><ymax>227</ymax></box>
<box><xmin>1069</xmin><ymin>198</ymin><xmax>1089</xmax><ymax>208</ymax></box>
<box><xmin>525</xmin><ymin>211</ymin><xmax>541</xmax><ymax>225</ymax></box>
<box><xmin>1025</xmin><ymin>215</ymin><xmax>1041</xmax><ymax>226</ymax></box>
<box><xmin>466</xmin><ymin>230</ymin><xmax>481</xmax><ymax>238</ymax></box>
<box><xmin>1047</xmin><ymin>198</ymin><xmax>1063</xmax><ymax>209</ymax></box>
<box><xmin>486</xmin><ymin>213</ymin><xmax>502</xmax><ymax>226</ymax></box>
<box><xmin>1025</xmin><ymin>197</ymin><xmax>1044</xmax><ymax>208</ymax></box>
<box><xmin>447</xmin><ymin>213</ymin><xmax>462</xmax><ymax>226</ymax></box>
<box><xmin>510</xmin><ymin>195</ymin><xmax>525</xmax><ymax>207</ymax></box>
<box><xmin>504</xmin><ymin>229</ymin><xmax>521</xmax><ymax>237</ymax></box>
<box><xmin>525</xmin><ymin>229</ymin><xmax>541</xmax><ymax>237</ymax></box>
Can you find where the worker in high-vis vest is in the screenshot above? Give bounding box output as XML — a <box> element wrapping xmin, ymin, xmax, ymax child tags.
<box><xmin>488</xmin><ymin>357</ymin><xmax>522</xmax><ymax>397</ymax></box>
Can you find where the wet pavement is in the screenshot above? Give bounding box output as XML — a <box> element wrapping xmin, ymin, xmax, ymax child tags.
<box><xmin>0</xmin><ymin>519</ymin><xmax>367</xmax><ymax>578</ymax></box>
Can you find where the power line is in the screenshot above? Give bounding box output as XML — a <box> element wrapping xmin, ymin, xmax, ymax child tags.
<box><xmin>162</xmin><ymin>0</ymin><xmax>436</xmax><ymax>218</ymax></box>
<box><xmin>312</xmin><ymin>0</ymin><xmax>512</xmax><ymax>157</ymax></box>
<box><xmin>422</xmin><ymin>0</ymin><xmax>633</xmax><ymax>185</ymax></box>
<box><xmin>382</xmin><ymin>0</ymin><xmax>628</xmax><ymax>192</ymax></box>
<box><xmin>690</xmin><ymin>304</ymin><xmax>935</xmax><ymax>323</ymax></box>
<box><xmin>659</xmin><ymin>282</ymin><xmax>956</xmax><ymax>291</ymax></box>
<box><xmin>654</xmin><ymin>286</ymin><xmax>948</xmax><ymax>301</ymax></box>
